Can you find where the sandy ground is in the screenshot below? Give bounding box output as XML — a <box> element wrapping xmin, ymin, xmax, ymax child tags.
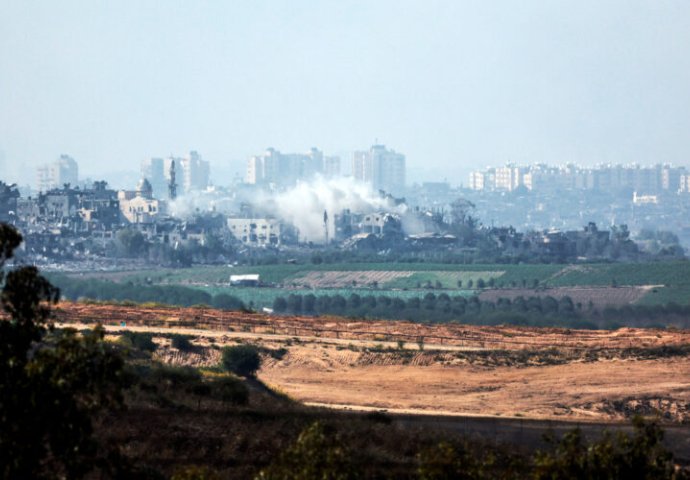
<box><xmin>51</xmin><ymin>302</ymin><xmax>690</xmax><ymax>424</ymax></box>
<box><xmin>259</xmin><ymin>343</ymin><xmax>690</xmax><ymax>422</ymax></box>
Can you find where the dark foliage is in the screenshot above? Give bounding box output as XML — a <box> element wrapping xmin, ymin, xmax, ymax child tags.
<box><xmin>533</xmin><ymin>417</ymin><xmax>685</xmax><ymax>480</ymax></box>
<box><xmin>48</xmin><ymin>274</ymin><xmax>246</xmax><ymax>311</ymax></box>
<box><xmin>271</xmin><ymin>291</ymin><xmax>690</xmax><ymax>329</ymax></box>
<box><xmin>257</xmin><ymin>422</ymin><xmax>359</xmax><ymax>480</ymax></box>
<box><xmin>221</xmin><ymin>344</ymin><xmax>261</xmax><ymax>377</ymax></box>
<box><xmin>171</xmin><ymin>334</ymin><xmax>194</xmax><ymax>351</ymax></box>
<box><xmin>121</xmin><ymin>331</ymin><xmax>158</xmax><ymax>352</ymax></box>
<box><xmin>0</xmin><ymin>223</ymin><xmax>124</xmax><ymax>478</ymax></box>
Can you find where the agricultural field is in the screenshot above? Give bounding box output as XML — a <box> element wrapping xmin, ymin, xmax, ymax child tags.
<box><xmin>288</xmin><ymin>270</ymin><xmax>504</xmax><ymax>289</ymax></box>
<box><xmin>60</xmin><ymin>260</ymin><xmax>690</xmax><ymax>308</ymax></box>
<box><xmin>66</xmin><ymin>262</ymin><xmax>563</xmax><ymax>287</ymax></box>
<box><xmin>546</xmin><ymin>261</ymin><xmax>690</xmax><ymax>287</ymax></box>
<box><xmin>478</xmin><ymin>286</ymin><xmax>653</xmax><ymax>309</ymax></box>
<box><xmin>384</xmin><ymin>270</ymin><xmax>503</xmax><ymax>289</ymax></box>
<box><xmin>636</xmin><ymin>285</ymin><xmax>690</xmax><ymax>306</ymax></box>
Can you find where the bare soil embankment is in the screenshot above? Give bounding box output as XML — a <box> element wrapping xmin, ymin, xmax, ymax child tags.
<box><xmin>53</xmin><ymin>302</ymin><xmax>690</xmax><ymax>424</ymax></box>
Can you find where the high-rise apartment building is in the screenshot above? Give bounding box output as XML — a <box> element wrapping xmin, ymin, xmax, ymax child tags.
<box><xmin>470</xmin><ymin>163</ymin><xmax>689</xmax><ymax>193</ymax></box>
<box><xmin>179</xmin><ymin>150</ymin><xmax>210</xmax><ymax>194</ymax></box>
<box><xmin>36</xmin><ymin>154</ymin><xmax>79</xmax><ymax>192</ymax></box>
<box><xmin>493</xmin><ymin>165</ymin><xmax>526</xmax><ymax>191</ymax></box>
<box><xmin>661</xmin><ymin>165</ymin><xmax>686</xmax><ymax>191</ymax></box>
<box><xmin>141</xmin><ymin>157</ymin><xmax>167</xmax><ymax>199</ymax></box>
<box><xmin>143</xmin><ymin>152</ymin><xmax>208</xmax><ymax>197</ymax></box>
<box><xmin>352</xmin><ymin>145</ymin><xmax>406</xmax><ymax>195</ymax></box>
<box><xmin>246</xmin><ymin>147</ymin><xmax>328</xmax><ymax>187</ymax></box>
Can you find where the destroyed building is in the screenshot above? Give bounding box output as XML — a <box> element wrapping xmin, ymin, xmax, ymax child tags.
<box><xmin>0</xmin><ymin>181</ymin><xmax>19</xmax><ymax>222</ymax></box>
<box><xmin>227</xmin><ymin>216</ymin><xmax>297</xmax><ymax>247</ymax></box>
<box><xmin>334</xmin><ymin>209</ymin><xmax>404</xmax><ymax>242</ymax></box>
<box><xmin>15</xmin><ymin>182</ymin><xmax>121</xmax><ymax>233</ymax></box>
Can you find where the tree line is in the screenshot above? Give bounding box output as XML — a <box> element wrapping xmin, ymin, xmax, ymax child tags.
<box><xmin>45</xmin><ymin>274</ymin><xmax>690</xmax><ymax>329</ymax></box>
<box><xmin>272</xmin><ymin>292</ymin><xmax>690</xmax><ymax>329</ymax></box>
<box><xmin>48</xmin><ymin>274</ymin><xmax>246</xmax><ymax>311</ymax></box>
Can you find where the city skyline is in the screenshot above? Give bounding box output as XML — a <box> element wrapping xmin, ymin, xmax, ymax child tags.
<box><xmin>22</xmin><ymin>147</ymin><xmax>690</xmax><ymax>195</ymax></box>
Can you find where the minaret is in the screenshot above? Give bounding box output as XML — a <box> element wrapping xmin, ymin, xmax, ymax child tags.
<box><xmin>168</xmin><ymin>159</ymin><xmax>177</xmax><ymax>200</ymax></box>
<box><xmin>323</xmin><ymin>210</ymin><xmax>329</xmax><ymax>244</ymax></box>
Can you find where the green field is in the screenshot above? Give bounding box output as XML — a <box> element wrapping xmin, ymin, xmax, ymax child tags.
<box><xmin>64</xmin><ymin>260</ymin><xmax>690</xmax><ymax>306</ymax></box>
<box><xmin>636</xmin><ymin>285</ymin><xmax>690</xmax><ymax>306</ymax></box>
<box><xmin>71</xmin><ymin>263</ymin><xmax>563</xmax><ymax>288</ymax></box>
<box><xmin>546</xmin><ymin>262</ymin><xmax>690</xmax><ymax>287</ymax></box>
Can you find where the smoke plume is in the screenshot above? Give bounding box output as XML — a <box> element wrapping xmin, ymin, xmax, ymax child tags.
<box><xmin>168</xmin><ymin>176</ymin><xmax>407</xmax><ymax>243</ymax></box>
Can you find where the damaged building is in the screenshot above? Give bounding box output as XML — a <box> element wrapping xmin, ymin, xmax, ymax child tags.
<box><xmin>0</xmin><ymin>181</ymin><xmax>19</xmax><ymax>222</ymax></box>
<box><xmin>15</xmin><ymin>182</ymin><xmax>122</xmax><ymax>233</ymax></box>
<box><xmin>227</xmin><ymin>216</ymin><xmax>297</xmax><ymax>247</ymax></box>
<box><xmin>333</xmin><ymin>210</ymin><xmax>404</xmax><ymax>242</ymax></box>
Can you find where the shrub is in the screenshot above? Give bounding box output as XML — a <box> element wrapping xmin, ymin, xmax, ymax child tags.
<box><xmin>121</xmin><ymin>331</ymin><xmax>157</xmax><ymax>352</ymax></box>
<box><xmin>221</xmin><ymin>344</ymin><xmax>261</xmax><ymax>377</ymax></box>
<box><xmin>171</xmin><ymin>334</ymin><xmax>193</xmax><ymax>351</ymax></box>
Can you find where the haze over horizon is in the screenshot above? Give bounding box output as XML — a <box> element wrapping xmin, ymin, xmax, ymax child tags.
<box><xmin>2</xmin><ymin>1</ymin><xmax>690</xmax><ymax>186</ymax></box>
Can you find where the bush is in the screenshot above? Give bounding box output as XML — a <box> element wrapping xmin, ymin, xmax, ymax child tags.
<box><xmin>221</xmin><ymin>344</ymin><xmax>261</xmax><ymax>377</ymax></box>
<box><xmin>121</xmin><ymin>331</ymin><xmax>157</xmax><ymax>352</ymax></box>
<box><xmin>171</xmin><ymin>335</ymin><xmax>193</xmax><ymax>351</ymax></box>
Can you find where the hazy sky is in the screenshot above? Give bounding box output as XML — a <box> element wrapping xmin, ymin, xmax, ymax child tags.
<box><xmin>1</xmin><ymin>1</ymin><xmax>690</xmax><ymax>186</ymax></box>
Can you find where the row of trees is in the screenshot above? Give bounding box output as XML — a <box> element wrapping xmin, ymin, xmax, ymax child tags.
<box><xmin>272</xmin><ymin>292</ymin><xmax>584</xmax><ymax>327</ymax></box>
<box><xmin>49</xmin><ymin>274</ymin><xmax>246</xmax><ymax>310</ymax></box>
<box><xmin>49</xmin><ymin>270</ymin><xmax>690</xmax><ymax>329</ymax></box>
<box><xmin>272</xmin><ymin>292</ymin><xmax>690</xmax><ymax>329</ymax></box>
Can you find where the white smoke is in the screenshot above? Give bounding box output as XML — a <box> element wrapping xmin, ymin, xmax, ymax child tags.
<box><xmin>268</xmin><ymin>176</ymin><xmax>406</xmax><ymax>243</ymax></box>
<box><xmin>166</xmin><ymin>176</ymin><xmax>407</xmax><ymax>244</ymax></box>
<box><xmin>167</xmin><ymin>187</ymin><xmax>235</xmax><ymax>218</ymax></box>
